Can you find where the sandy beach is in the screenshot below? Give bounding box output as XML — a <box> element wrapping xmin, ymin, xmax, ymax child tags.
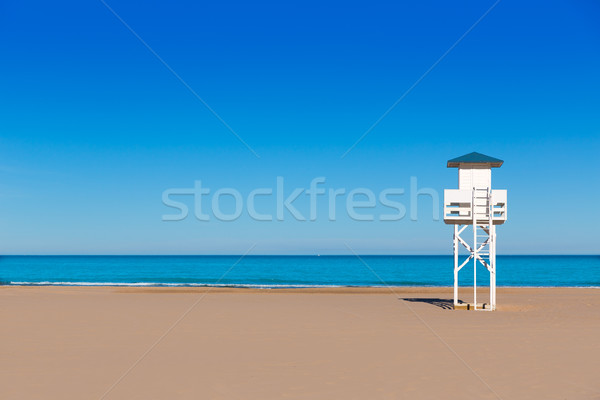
<box><xmin>1</xmin><ymin>286</ymin><xmax>599</xmax><ymax>399</ymax></box>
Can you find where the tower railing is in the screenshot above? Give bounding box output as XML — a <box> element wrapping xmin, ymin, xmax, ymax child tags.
<box><xmin>443</xmin><ymin>189</ymin><xmax>507</xmax><ymax>225</ymax></box>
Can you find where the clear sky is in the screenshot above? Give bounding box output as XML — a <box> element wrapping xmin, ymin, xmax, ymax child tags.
<box><xmin>1</xmin><ymin>0</ymin><xmax>599</xmax><ymax>254</ymax></box>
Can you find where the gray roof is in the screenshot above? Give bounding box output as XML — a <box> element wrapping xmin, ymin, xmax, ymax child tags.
<box><xmin>447</xmin><ymin>152</ymin><xmax>503</xmax><ymax>168</ymax></box>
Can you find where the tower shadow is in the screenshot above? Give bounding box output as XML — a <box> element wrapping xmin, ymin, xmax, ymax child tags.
<box><xmin>401</xmin><ymin>298</ymin><xmax>454</xmax><ymax>310</ymax></box>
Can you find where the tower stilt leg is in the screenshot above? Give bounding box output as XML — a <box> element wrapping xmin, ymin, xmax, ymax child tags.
<box><xmin>472</xmin><ymin>188</ymin><xmax>477</xmax><ymax>310</ymax></box>
<box><xmin>491</xmin><ymin>224</ymin><xmax>497</xmax><ymax>310</ymax></box>
<box><xmin>454</xmin><ymin>225</ymin><xmax>458</xmax><ymax>306</ymax></box>
<box><xmin>473</xmin><ymin>224</ymin><xmax>477</xmax><ymax>310</ymax></box>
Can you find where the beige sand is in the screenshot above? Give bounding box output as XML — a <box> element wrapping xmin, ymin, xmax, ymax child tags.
<box><xmin>1</xmin><ymin>286</ymin><xmax>599</xmax><ymax>399</ymax></box>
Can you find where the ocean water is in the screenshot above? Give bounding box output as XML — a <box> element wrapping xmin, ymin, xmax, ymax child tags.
<box><xmin>0</xmin><ymin>255</ymin><xmax>598</xmax><ymax>288</ymax></box>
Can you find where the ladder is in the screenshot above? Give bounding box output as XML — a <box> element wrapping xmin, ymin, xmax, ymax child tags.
<box><xmin>472</xmin><ymin>188</ymin><xmax>494</xmax><ymax>310</ymax></box>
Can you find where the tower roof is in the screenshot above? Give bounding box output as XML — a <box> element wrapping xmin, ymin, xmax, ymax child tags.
<box><xmin>447</xmin><ymin>152</ymin><xmax>503</xmax><ymax>168</ymax></box>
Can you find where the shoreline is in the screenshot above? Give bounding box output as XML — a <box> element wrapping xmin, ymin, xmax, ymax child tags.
<box><xmin>2</xmin><ymin>283</ymin><xmax>599</xmax><ymax>290</ymax></box>
<box><xmin>2</xmin><ymin>285</ymin><xmax>599</xmax><ymax>296</ymax></box>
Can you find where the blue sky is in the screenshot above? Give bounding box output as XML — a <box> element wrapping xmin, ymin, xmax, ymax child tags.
<box><xmin>0</xmin><ymin>0</ymin><xmax>599</xmax><ymax>254</ymax></box>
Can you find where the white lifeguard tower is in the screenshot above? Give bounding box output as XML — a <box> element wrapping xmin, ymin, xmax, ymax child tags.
<box><xmin>444</xmin><ymin>152</ymin><xmax>507</xmax><ymax>311</ymax></box>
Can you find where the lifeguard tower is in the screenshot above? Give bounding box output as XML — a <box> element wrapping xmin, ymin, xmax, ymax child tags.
<box><xmin>444</xmin><ymin>152</ymin><xmax>507</xmax><ymax>310</ymax></box>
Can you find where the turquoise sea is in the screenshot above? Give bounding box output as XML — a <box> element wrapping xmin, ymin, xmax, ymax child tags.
<box><xmin>0</xmin><ymin>256</ymin><xmax>598</xmax><ymax>287</ymax></box>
